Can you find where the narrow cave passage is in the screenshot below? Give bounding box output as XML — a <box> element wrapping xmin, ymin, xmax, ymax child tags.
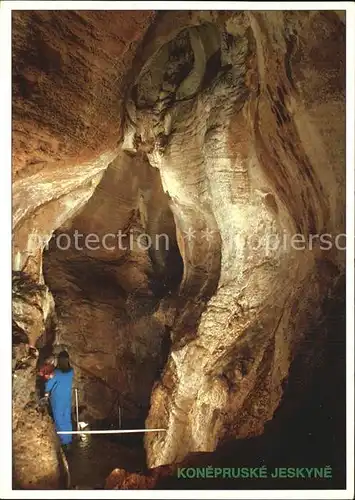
<box><xmin>40</xmin><ymin>154</ymin><xmax>184</xmax><ymax>487</ymax></box>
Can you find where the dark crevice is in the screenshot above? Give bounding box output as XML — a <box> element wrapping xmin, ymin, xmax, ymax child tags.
<box><xmin>41</xmin><ymin>160</ymin><xmax>184</xmax><ymax>434</ymax></box>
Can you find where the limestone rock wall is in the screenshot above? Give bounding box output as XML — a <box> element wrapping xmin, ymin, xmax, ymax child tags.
<box><xmin>12</xmin><ymin>11</ymin><xmax>155</xmax><ymax>488</ymax></box>
<box><xmin>12</xmin><ymin>9</ymin><xmax>345</xmax><ymax>484</ymax></box>
<box><xmin>124</xmin><ymin>11</ymin><xmax>345</xmax><ymax>467</ymax></box>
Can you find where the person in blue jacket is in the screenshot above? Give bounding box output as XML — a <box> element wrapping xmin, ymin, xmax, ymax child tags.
<box><xmin>44</xmin><ymin>350</ymin><xmax>74</xmax><ymax>447</ymax></box>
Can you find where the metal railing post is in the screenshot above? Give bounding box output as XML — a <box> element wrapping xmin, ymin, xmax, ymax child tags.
<box><xmin>75</xmin><ymin>388</ymin><xmax>79</xmax><ymax>432</ymax></box>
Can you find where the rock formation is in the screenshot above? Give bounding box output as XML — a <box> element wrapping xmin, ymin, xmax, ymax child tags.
<box><xmin>12</xmin><ymin>9</ymin><xmax>345</xmax><ymax>488</ymax></box>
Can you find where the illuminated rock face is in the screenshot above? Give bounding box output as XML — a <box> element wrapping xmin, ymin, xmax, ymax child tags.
<box><xmin>12</xmin><ymin>10</ymin><xmax>345</xmax><ymax>486</ymax></box>
<box><xmin>123</xmin><ymin>10</ymin><xmax>345</xmax><ymax>468</ymax></box>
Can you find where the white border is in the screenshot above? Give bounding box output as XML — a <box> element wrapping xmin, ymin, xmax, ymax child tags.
<box><xmin>345</xmin><ymin>2</ymin><xmax>355</xmax><ymax>499</ymax></box>
<box><xmin>1</xmin><ymin>2</ymin><xmax>354</xmax><ymax>499</ymax></box>
<box><xmin>2</xmin><ymin>1</ymin><xmax>355</xmax><ymax>10</ymax></box>
<box><xmin>0</xmin><ymin>1</ymin><xmax>13</xmax><ymax>499</ymax></box>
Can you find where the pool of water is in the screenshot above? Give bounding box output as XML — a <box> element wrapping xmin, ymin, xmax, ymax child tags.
<box><xmin>65</xmin><ymin>434</ymin><xmax>146</xmax><ymax>489</ymax></box>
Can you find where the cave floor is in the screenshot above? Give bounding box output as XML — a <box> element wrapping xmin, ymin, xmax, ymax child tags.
<box><xmin>65</xmin><ymin>434</ymin><xmax>146</xmax><ymax>489</ymax></box>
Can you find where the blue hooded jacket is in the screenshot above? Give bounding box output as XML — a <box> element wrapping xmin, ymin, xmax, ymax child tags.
<box><xmin>45</xmin><ymin>367</ymin><xmax>74</xmax><ymax>445</ymax></box>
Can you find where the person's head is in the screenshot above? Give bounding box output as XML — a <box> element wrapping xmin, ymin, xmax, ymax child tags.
<box><xmin>57</xmin><ymin>350</ymin><xmax>71</xmax><ymax>372</ymax></box>
<box><xmin>46</xmin><ymin>355</ymin><xmax>56</xmax><ymax>365</ymax></box>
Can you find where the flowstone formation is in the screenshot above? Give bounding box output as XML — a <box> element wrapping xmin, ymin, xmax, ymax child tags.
<box><xmin>121</xmin><ymin>11</ymin><xmax>345</xmax><ymax>468</ymax></box>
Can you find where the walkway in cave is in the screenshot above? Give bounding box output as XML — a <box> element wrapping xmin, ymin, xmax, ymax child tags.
<box><xmin>65</xmin><ymin>434</ymin><xmax>146</xmax><ymax>489</ymax></box>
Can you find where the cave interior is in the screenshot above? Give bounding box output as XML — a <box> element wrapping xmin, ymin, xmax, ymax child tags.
<box><xmin>11</xmin><ymin>9</ymin><xmax>346</xmax><ymax>490</ymax></box>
